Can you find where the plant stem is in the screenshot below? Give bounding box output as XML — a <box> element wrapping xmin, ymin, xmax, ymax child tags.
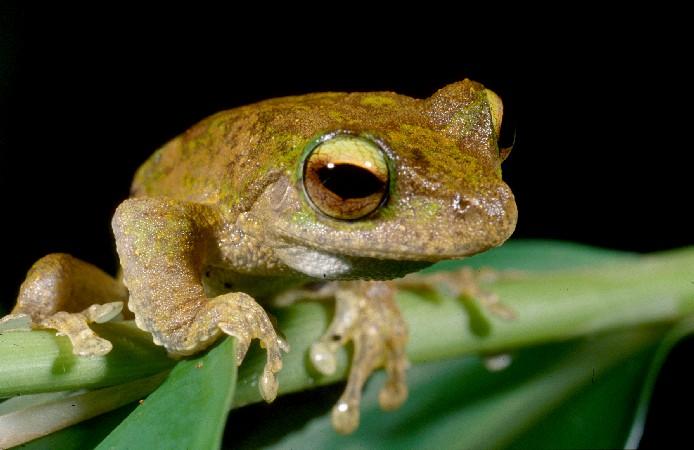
<box><xmin>0</xmin><ymin>322</ymin><xmax>173</xmax><ymax>398</ymax></box>
<box><xmin>1</xmin><ymin>247</ymin><xmax>692</xmax><ymax>411</ymax></box>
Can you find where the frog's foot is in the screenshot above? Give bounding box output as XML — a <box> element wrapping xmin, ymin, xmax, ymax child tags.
<box><xmin>184</xmin><ymin>293</ymin><xmax>290</xmax><ymax>403</ymax></box>
<box><xmin>399</xmin><ymin>267</ymin><xmax>516</xmax><ymax>320</ymax></box>
<box><xmin>37</xmin><ymin>302</ymin><xmax>124</xmax><ymax>356</ymax></box>
<box><xmin>309</xmin><ymin>281</ymin><xmax>409</xmax><ymax>434</ymax></box>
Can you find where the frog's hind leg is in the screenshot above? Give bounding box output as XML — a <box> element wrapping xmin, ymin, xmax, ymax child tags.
<box><xmin>398</xmin><ymin>266</ymin><xmax>517</xmax><ymax>320</ymax></box>
<box><xmin>0</xmin><ymin>253</ymin><xmax>128</xmax><ymax>356</ymax></box>
<box><xmin>307</xmin><ymin>281</ymin><xmax>409</xmax><ymax>434</ymax></box>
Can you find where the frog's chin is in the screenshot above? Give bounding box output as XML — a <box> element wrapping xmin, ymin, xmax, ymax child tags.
<box><xmin>274</xmin><ymin>246</ymin><xmax>432</xmax><ymax>280</ymax></box>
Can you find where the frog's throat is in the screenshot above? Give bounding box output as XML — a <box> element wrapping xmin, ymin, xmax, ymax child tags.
<box><xmin>273</xmin><ymin>245</ymin><xmax>431</xmax><ymax>280</ymax></box>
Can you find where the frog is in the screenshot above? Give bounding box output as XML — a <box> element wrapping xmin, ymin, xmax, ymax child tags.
<box><xmin>0</xmin><ymin>79</ymin><xmax>517</xmax><ymax>434</ymax></box>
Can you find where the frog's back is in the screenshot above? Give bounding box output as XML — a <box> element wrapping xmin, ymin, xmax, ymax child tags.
<box><xmin>131</xmin><ymin>106</ymin><xmax>251</xmax><ymax>207</ymax></box>
<box><xmin>130</xmin><ymin>91</ymin><xmax>421</xmax><ymax>210</ymax></box>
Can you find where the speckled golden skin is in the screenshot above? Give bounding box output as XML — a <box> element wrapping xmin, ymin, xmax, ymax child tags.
<box><xmin>1</xmin><ymin>80</ymin><xmax>516</xmax><ymax>433</ymax></box>
<box><xmin>132</xmin><ymin>80</ymin><xmax>515</xmax><ymax>263</ymax></box>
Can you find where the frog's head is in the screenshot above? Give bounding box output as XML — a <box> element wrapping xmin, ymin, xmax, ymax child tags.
<box><xmin>252</xmin><ymin>80</ymin><xmax>517</xmax><ymax>279</ymax></box>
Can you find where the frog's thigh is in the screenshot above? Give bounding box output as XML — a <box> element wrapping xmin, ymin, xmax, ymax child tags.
<box><xmin>308</xmin><ymin>281</ymin><xmax>409</xmax><ymax>434</ymax></box>
<box><xmin>12</xmin><ymin>253</ymin><xmax>128</xmax><ymax>318</ymax></box>
<box><xmin>0</xmin><ymin>253</ymin><xmax>127</xmax><ymax>356</ymax></box>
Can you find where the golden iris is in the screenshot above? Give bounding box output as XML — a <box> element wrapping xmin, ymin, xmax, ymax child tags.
<box><xmin>303</xmin><ymin>134</ymin><xmax>389</xmax><ymax>220</ymax></box>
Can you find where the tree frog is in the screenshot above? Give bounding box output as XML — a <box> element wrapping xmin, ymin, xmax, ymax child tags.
<box><xmin>0</xmin><ymin>80</ymin><xmax>517</xmax><ymax>433</ymax></box>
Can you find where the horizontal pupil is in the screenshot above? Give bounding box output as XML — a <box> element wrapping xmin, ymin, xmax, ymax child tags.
<box><xmin>316</xmin><ymin>163</ymin><xmax>385</xmax><ymax>199</ymax></box>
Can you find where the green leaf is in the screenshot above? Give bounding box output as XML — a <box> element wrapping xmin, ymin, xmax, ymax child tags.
<box><xmin>510</xmin><ymin>319</ymin><xmax>694</xmax><ymax>449</ymax></box>
<box><xmin>95</xmin><ymin>337</ymin><xmax>237</xmax><ymax>450</ymax></box>
<box><xmin>219</xmin><ymin>242</ymin><xmax>694</xmax><ymax>448</ymax></box>
<box><xmin>2</xmin><ymin>241</ymin><xmax>693</xmax><ymax>447</ymax></box>
<box><xmin>225</xmin><ymin>324</ymin><xmax>689</xmax><ymax>449</ymax></box>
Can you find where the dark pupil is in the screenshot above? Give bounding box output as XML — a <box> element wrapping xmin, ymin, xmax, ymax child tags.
<box><xmin>317</xmin><ymin>164</ymin><xmax>385</xmax><ymax>199</ymax></box>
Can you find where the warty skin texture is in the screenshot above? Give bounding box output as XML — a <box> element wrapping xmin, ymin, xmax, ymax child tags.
<box><xmin>3</xmin><ymin>79</ymin><xmax>517</xmax><ymax>433</ymax></box>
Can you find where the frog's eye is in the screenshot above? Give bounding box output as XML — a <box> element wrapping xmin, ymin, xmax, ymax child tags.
<box><xmin>484</xmin><ymin>89</ymin><xmax>504</xmax><ymax>138</ymax></box>
<box><xmin>303</xmin><ymin>134</ymin><xmax>389</xmax><ymax>220</ymax></box>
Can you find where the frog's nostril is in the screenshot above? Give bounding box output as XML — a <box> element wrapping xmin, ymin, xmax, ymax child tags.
<box><xmin>452</xmin><ymin>194</ymin><xmax>471</xmax><ymax>215</ymax></box>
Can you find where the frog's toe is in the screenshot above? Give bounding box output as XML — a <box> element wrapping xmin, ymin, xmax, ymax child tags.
<box><xmin>259</xmin><ymin>366</ymin><xmax>280</xmax><ymax>403</ymax></box>
<box><xmin>217</xmin><ymin>321</ymin><xmax>287</xmax><ymax>403</ymax></box>
<box><xmin>1</xmin><ymin>307</ymin><xmax>116</xmax><ymax>356</ymax></box>
<box><xmin>226</xmin><ymin>331</ymin><xmax>251</xmax><ymax>366</ymax></box>
<box><xmin>310</xmin><ymin>340</ymin><xmax>338</xmax><ymax>375</ymax></box>
<box><xmin>209</xmin><ymin>292</ymin><xmax>289</xmax><ymax>403</ymax></box>
<box><xmin>314</xmin><ymin>281</ymin><xmax>409</xmax><ymax>433</ymax></box>
<box><xmin>256</xmin><ymin>334</ymin><xmax>289</xmax><ymax>402</ymax></box>
<box><xmin>70</xmin><ymin>333</ymin><xmax>113</xmax><ymax>357</ymax></box>
<box><xmin>378</xmin><ymin>374</ymin><xmax>408</xmax><ymax>411</ymax></box>
<box><xmin>332</xmin><ymin>398</ymin><xmax>360</xmax><ymax>435</ymax></box>
<box><xmin>82</xmin><ymin>302</ymin><xmax>124</xmax><ymax>323</ymax></box>
<box><xmin>39</xmin><ymin>309</ymin><xmax>115</xmax><ymax>357</ymax></box>
<box><xmin>380</xmin><ymin>340</ymin><xmax>410</xmax><ymax>410</ymax></box>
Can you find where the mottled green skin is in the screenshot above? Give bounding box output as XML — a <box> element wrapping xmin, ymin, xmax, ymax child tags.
<box><xmin>131</xmin><ymin>80</ymin><xmax>517</xmax><ymax>285</ymax></box>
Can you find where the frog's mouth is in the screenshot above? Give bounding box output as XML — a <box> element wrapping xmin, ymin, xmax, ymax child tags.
<box><xmin>255</xmin><ymin>173</ymin><xmax>517</xmax><ymax>276</ymax></box>
<box><xmin>270</xmin><ymin>188</ymin><xmax>517</xmax><ymax>265</ymax></box>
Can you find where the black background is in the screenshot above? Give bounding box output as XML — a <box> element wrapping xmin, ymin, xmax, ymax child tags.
<box><xmin>1</xmin><ymin>5</ymin><xmax>691</xmax><ymax>447</ymax></box>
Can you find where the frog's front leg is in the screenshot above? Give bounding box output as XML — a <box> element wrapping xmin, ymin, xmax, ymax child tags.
<box><xmin>307</xmin><ymin>281</ymin><xmax>408</xmax><ymax>434</ymax></box>
<box><xmin>112</xmin><ymin>198</ymin><xmax>289</xmax><ymax>402</ymax></box>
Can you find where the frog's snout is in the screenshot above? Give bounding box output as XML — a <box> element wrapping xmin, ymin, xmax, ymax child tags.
<box><xmin>446</xmin><ymin>183</ymin><xmax>516</xmax><ymax>221</ymax></box>
<box><xmin>443</xmin><ymin>183</ymin><xmax>518</xmax><ymax>252</ymax></box>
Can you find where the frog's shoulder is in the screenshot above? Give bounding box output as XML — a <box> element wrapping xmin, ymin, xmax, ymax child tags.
<box><xmin>128</xmin><ymin>82</ymin><xmax>488</xmax><ymax>206</ymax></box>
<box><xmin>130</xmin><ymin>106</ymin><xmax>236</xmax><ymax>201</ymax></box>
